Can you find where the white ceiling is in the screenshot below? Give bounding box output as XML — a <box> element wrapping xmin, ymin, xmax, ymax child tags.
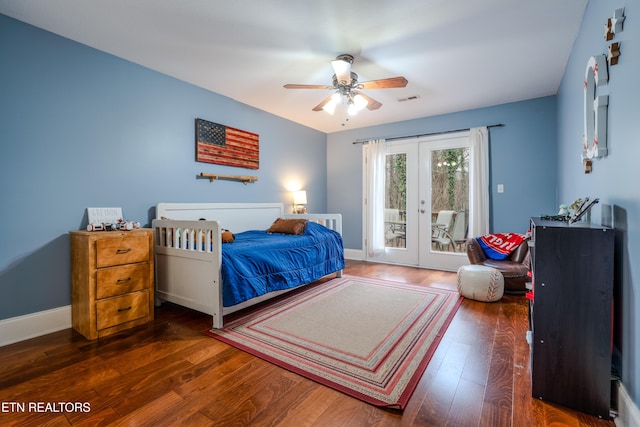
<box><xmin>0</xmin><ymin>0</ymin><xmax>588</xmax><ymax>133</ymax></box>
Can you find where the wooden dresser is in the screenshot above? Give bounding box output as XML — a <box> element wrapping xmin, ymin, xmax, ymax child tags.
<box><xmin>70</xmin><ymin>229</ymin><xmax>154</xmax><ymax>340</ymax></box>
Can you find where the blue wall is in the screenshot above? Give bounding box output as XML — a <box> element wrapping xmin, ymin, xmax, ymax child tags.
<box><xmin>556</xmin><ymin>0</ymin><xmax>640</xmax><ymax>410</ymax></box>
<box><xmin>0</xmin><ymin>15</ymin><xmax>327</xmax><ymax>320</ymax></box>
<box><xmin>327</xmin><ymin>96</ymin><xmax>558</xmax><ymax>250</ymax></box>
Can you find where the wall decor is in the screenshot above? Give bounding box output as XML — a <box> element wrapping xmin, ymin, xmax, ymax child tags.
<box><xmin>604</xmin><ymin>21</ymin><xmax>614</xmax><ymax>41</ymax></box>
<box><xmin>604</xmin><ymin>8</ymin><xmax>625</xmax><ymax>40</ymax></box>
<box><xmin>196</xmin><ymin>118</ymin><xmax>259</xmax><ymax>169</ymax></box>
<box><xmin>608</xmin><ymin>42</ymin><xmax>621</xmax><ymax>66</ymax></box>
<box><xmin>605</xmin><ymin>8</ymin><xmax>625</xmax><ymax>66</ymax></box>
<box><xmin>612</xmin><ymin>8</ymin><xmax>625</xmax><ymax>34</ymax></box>
<box><xmin>582</xmin><ymin>55</ymin><xmax>609</xmax><ymax>166</ymax></box>
<box><xmin>582</xmin><ymin>7</ymin><xmax>626</xmax><ymax>173</ymax></box>
<box><xmin>198</xmin><ymin>172</ymin><xmax>258</xmax><ymax>184</ymax></box>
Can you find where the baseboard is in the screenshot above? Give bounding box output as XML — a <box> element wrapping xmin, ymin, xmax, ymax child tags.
<box><xmin>615</xmin><ymin>381</ymin><xmax>640</xmax><ymax>427</ymax></box>
<box><xmin>0</xmin><ymin>306</ymin><xmax>71</xmax><ymax>347</ymax></box>
<box><xmin>344</xmin><ymin>248</ymin><xmax>364</xmax><ymax>260</ymax></box>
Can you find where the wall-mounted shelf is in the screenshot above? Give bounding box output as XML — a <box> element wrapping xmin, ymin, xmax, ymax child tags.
<box><xmin>199</xmin><ymin>172</ymin><xmax>258</xmax><ymax>185</ymax></box>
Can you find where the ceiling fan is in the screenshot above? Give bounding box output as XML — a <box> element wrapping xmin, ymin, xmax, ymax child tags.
<box><xmin>283</xmin><ymin>54</ymin><xmax>408</xmax><ymax>115</ymax></box>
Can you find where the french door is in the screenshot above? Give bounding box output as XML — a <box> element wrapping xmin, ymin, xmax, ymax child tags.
<box><xmin>365</xmin><ymin>132</ymin><xmax>471</xmax><ymax>271</ymax></box>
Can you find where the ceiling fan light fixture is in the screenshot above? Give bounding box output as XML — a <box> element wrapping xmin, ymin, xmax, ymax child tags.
<box><xmin>344</xmin><ymin>93</ymin><xmax>367</xmax><ymax>116</ymax></box>
<box><xmin>331</xmin><ymin>55</ymin><xmax>353</xmax><ymax>85</ymax></box>
<box><xmin>353</xmin><ymin>93</ymin><xmax>368</xmax><ymax>111</ymax></box>
<box><xmin>284</xmin><ymin>53</ymin><xmax>407</xmax><ymax>117</ymax></box>
<box><xmin>322</xmin><ymin>100</ymin><xmax>336</xmax><ymax>115</ymax></box>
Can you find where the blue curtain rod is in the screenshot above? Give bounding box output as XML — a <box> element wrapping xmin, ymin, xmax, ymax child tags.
<box><xmin>352</xmin><ymin>123</ymin><xmax>504</xmax><ymax>144</ymax></box>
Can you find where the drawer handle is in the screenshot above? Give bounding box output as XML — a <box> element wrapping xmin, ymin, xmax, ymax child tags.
<box><xmin>117</xmin><ymin>306</ymin><xmax>132</xmax><ymax>312</ymax></box>
<box><xmin>116</xmin><ymin>248</ymin><xmax>131</xmax><ymax>254</ymax></box>
<box><xmin>117</xmin><ymin>277</ymin><xmax>132</xmax><ymax>284</ymax></box>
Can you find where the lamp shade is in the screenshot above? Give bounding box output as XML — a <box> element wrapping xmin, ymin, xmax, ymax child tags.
<box><xmin>322</xmin><ymin>100</ymin><xmax>336</xmax><ymax>115</ymax></box>
<box><xmin>353</xmin><ymin>93</ymin><xmax>368</xmax><ymax>110</ymax></box>
<box><xmin>293</xmin><ymin>190</ymin><xmax>307</xmax><ymax>205</ymax></box>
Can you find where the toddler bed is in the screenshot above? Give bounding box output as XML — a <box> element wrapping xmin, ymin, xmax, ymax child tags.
<box><xmin>152</xmin><ymin>202</ymin><xmax>344</xmax><ymax>328</ymax></box>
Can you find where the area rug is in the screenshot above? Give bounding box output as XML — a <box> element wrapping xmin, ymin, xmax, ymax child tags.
<box><xmin>204</xmin><ymin>275</ymin><xmax>462</xmax><ymax>409</ymax></box>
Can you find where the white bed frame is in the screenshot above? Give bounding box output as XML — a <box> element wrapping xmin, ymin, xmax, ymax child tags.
<box><xmin>152</xmin><ymin>202</ymin><xmax>343</xmax><ymax>329</ymax></box>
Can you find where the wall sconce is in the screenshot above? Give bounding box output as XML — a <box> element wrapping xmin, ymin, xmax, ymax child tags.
<box><xmin>292</xmin><ymin>190</ymin><xmax>307</xmax><ymax>214</ymax></box>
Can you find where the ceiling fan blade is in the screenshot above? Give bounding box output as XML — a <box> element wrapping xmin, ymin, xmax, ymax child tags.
<box><xmin>357</xmin><ymin>93</ymin><xmax>383</xmax><ymax>110</ymax></box>
<box><xmin>331</xmin><ymin>58</ymin><xmax>352</xmax><ymax>85</ymax></box>
<box><xmin>312</xmin><ymin>95</ymin><xmax>334</xmax><ymax>112</ymax></box>
<box><xmin>284</xmin><ymin>84</ymin><xmax>334</xmax><ymax>90</ymax></box>
<box><xmin>359</xmin><ymin>76</ymin><xmax>408</xmax><ymax>90</ymax></box>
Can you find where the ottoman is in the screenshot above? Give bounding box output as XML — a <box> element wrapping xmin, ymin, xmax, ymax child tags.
<box><xmin>457</xmin><ymin>265</ymin><xmax>504</xmax><ymax>302</ymax></box>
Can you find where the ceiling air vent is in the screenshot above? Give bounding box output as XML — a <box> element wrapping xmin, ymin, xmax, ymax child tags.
<box><xmin>397</xmin><ymin>95</ymin><xmax>421</xmax><ymax>102</ymax></box>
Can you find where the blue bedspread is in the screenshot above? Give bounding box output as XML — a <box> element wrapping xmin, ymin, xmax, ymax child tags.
<box><xmin>221</xmin><ymin>221</ymin><xmax>345</xmax><ymax>307</ymax></box>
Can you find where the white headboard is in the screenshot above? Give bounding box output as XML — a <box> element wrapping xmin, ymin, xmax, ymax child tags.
<box><xmin>156</xmin><ymin>203</ymin><xmax>284</xmax><ymax>232</ymax></box>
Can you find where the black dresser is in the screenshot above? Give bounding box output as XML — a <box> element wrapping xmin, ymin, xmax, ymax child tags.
<box><xmin>528</xmin><ymin>217</ymin><xmax>614</xmax><ymax>419</ymax></box>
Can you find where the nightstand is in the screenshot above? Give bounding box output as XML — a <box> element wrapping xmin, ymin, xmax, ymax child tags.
<box><xmin>70</xmin><ymin>229</ymin><xmax>154</xmax><ymax>340</ymax></box>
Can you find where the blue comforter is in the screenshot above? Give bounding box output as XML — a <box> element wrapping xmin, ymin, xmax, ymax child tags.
<box><xmin>221</xmin><ymin>221</ymin><xmax>345</xmax><ymax>307</ymax></box>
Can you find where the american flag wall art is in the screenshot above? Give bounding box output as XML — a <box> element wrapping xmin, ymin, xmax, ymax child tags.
<box><xmin>196</xmin><ymin>118</ymin><xmax>259</xmax><ymax>169</ymax></box>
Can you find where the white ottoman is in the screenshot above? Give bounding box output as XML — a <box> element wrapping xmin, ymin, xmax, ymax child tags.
<box><xmin>457</xmin><ymin>265</ymin><xmax>504</xmax><ymax>302</ymax></box>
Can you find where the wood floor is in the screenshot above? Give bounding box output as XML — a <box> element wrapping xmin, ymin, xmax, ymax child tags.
<box><xmin>0</xmin><ymin>260</ymin><xmax>616</xmax><ymax>426</ymax></box>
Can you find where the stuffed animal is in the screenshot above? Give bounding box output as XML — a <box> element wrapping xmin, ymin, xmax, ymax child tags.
<box><xmin>558</xmin><ymin>204</ymin><xmax>570</xmax><ymax>215</ymax></box>
<box><xmin>221</xmin><ymin>229</ymin><xmax>235</xmax><ymax>243</ymax></box>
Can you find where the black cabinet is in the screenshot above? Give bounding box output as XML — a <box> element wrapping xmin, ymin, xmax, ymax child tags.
<box><xmin>529</xmin><ymin>217</ymin><xmax>614</xmax><ymax>419</ymax></box>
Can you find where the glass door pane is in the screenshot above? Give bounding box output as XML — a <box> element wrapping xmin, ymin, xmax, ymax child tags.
<box><xmin>384</xmin><ymin>153</ymin><xmax>406</xmax><ymax>249</ymax></box>
<box><xmin>370</xmin><ymin>142</ymin><xmax>418</xmax><ymax>266</ymax></box>
<box><xmin>430</xmin><ymin>147</ymin><xmax>469</xmax><ymax>253</ymax></box>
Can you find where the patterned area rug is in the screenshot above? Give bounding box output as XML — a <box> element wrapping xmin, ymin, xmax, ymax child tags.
<box><xmin>204</xmin><ymin>275</ymin><xmax>462</xmax><ymax>409</ymax></box>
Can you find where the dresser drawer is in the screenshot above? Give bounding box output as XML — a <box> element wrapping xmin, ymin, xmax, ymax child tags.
<box><xmin>96</xmin><ymin>235</ymin><xmax>149</xmax><ymax>268</ymax></box>
<box><xmin>96</xmin><ymin>264</ymin><xmax>149</xmax><ymax>299</ymax></box>
<box><xmin>96</xmin><ymin>291</ymin><xmax>149</xmax><ymax>330</ymax></box>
